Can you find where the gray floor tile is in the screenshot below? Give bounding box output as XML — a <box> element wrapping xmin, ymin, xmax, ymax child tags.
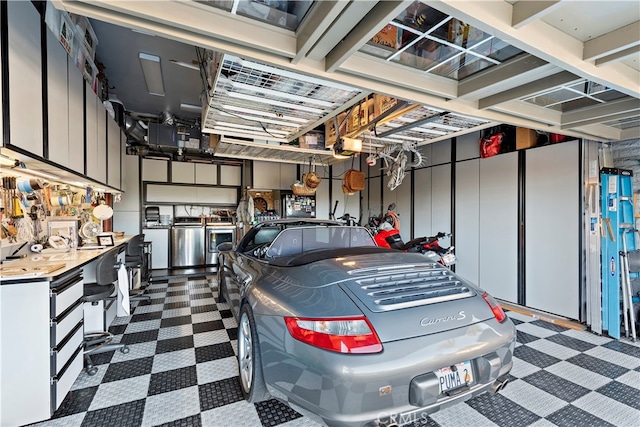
<box><xmin>161</xmin><ymin>307</ymin><xmax>193</xmax><ymax>319</ymax></box>
<box><xmin>151</xmin><ymin>348</ymin><xmax>197</xmax><ymax>374</ymax></box>
<box><xmin>572</xmin><ymin>391</ymin><xmax>640</xmax><ymax>427</ymax></box>
<box><xmin>110</xmin><ymin>341</ymin><xmax>158</xmax><ymax>363</ymax></box>
<box><xmin>516</xmin><ymin>323</ymin><xmax>561</xmax><ymax>339</ymax></box>
<box><xmin>521</xmin><ymin>371</ymin><xmax>590</xmax><ymax>402</ymax></box>
<box><xmin>526</xmin><ymin>339</ymin><xmax>580</xmax><ymax>361</ymax></box>
<box><xmin>196</xmin><ymin>356</ymin><xmax>239</xmax><ymax>384</ymax></box>
<box><xmin>193</xmin><ymin>330</ymin><xmax>232</xmax><ymax>347</ymax></box>
<box><xmin>545</xmin><ymin>334</ymin><xmax>596</xmax><ymax>352</ymax></box>
<box><xmin>566</xmin><ymin>353</ymin><xmax>630</xmax><ymax>379</ymax></box>
<box><xmin>157</xmin><ymin>324</ymin><xmax>195</xmax><ymax>340</ymax></box>
<box><xmin>595</xmin><ymin>381</ymin><xmax>640</xmax><ymax>410</ymax></box>
<box><xmin>500</xmin><ymin>377</ymin><xmax>568</xmax><ymax>417</ymax></box>
<box><xmin>199</xmin><ymin>400</ymin><xmax>263</xmax><ymax>427</ymax></box>
<box><xmin>529</xmin><ymin>320</ymin><xmax>569</xmax><ymax>333</ymax></box>
<box><xmin>544</xmin><ymin>361</ymin><xmax>612</xmax><ymax>391</ymax></box>
<box><xmin>560</xmin><ymin>329</ymin><xmax>613</xmax><ymax>345</ymax></box>
<box><xmin>191</xmin><ymin>311</ymin><xmax>222</xmax><ymax>323</ymax></box>
<box><xmin>614</xmin><ymin>369</ymin><xmax>640</xmax><ymax>388</ymax></box>
<box><xmin>89</xmin><ymin>375</ymin><xmax>151</xmax><ymax>411</ymax></box>
<box><xmin>124</xmin><ymin>319</ymin><xmax>162</xmax><ymax>334</ymax></box>
<box><xmin>429</xmin><ymin>400</ymin><xmax>498</xmax><ymax>427</ymax></box>
<box><xmin>602</xmin><ymin>340</ymin><xmax>640</xmax><ymax>357</ymax></box>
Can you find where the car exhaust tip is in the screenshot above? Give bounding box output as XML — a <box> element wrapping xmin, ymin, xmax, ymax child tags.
<box><xmin>488</xmin><ymin>377</ymin><xmax>509</xmax><ymax>394</ymax></box>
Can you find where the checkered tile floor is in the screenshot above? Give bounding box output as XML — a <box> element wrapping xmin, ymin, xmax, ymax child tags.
<box><xmin>29</xmin><ymin>277</ymin><xmax>640</xmax><ymax>427</ymax></box>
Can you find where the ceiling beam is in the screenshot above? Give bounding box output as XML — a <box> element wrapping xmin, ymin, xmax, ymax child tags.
<box><xmin>583</xmin><ymin>20</ymin><xmax>640</xmax><ymax>61</ymax></box>
<box><xmin>595</xmin><ymin>45</ymin><xmax>640</xmax><ymax>67</ymax></box>
<box><xmin>479</xmin><ymin>71</ymin><xmax>582</xmax><ymax>109</ymax></box>
<box><xmin>428</xmin><ymin>0</ymin><xmax>640</xmax><ymax>99</ymax></box>
<box><xmin>560</xmin><ymin>111</ymin><xmax>639</xmax><ymax>131</ymax></box>
<box><xmin>325</xmin><ymin>1</ymin><xmax>411</xmax><ymax>72</ymax></box>
<box><xmin>457</xmin><ymin>54</ymin><xmax>550</xmax><ymax>98</ymax></box>
<box><xmin>619</xmin><ymin>127</ymin><xmax>640</xmax><ymax>140</ymax></box>
<box><xmin>511</xmin><ymin>1</ymin><xmax>563</xmax><ymax>29</ymax></box>
<box><xmin>561</xmin><ymin>98</ymin><xmax>640</xmax><ymax>127</ymax></box>
<box><xmin>293</xmin><ymin>1</ymin><xmax>351</xmax><ymax>64</ymax></box>
<box><xmin>55</xmin><ymin>0</ymin><xmax>297</xmax><ymax>58</ymax></box>
<box><xmin>305</xmin><ymin>0</ymin><xmax>379</xmax><ymax>62</ymax></box>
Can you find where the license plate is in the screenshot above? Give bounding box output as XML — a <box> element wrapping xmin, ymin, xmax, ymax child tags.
<box><xmin>436</xmin><ymin>361</ymin><xmax>473</xmax><ymax>395</ymax></box>
<box><xmin>442</xmin><ymin>253</ymin><xmax>456</xmax><ymax>265</ymax></box>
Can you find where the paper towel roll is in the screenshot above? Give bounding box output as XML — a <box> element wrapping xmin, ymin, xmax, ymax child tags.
<box><xmin>116</xmin><ymin>264</ymin><xmax>130</xmax><ymax>316</ymax></box>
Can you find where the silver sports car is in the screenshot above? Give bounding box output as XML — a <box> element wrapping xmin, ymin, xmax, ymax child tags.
<box><xmin>217</xmin><ymin>219</ymin><xmax>516</xmax><ymax>427</ymax></box>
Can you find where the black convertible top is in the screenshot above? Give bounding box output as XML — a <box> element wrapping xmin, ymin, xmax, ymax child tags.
<box><xmin>268</xmin><ymin>246</ymin><xmax>394</xmax><ymax>267</ymax></box>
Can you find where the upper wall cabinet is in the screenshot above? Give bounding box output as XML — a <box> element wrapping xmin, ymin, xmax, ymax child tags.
<box><xmin>85</xmin><ymin>83</ymin><xmax>107</xmax><ymax>184</ymax></box>
<box><xmin>7</xmin><ymin>2</ymin><xmax>43</xmax><ymax>156</ymax></box>
<box><xmin>67</xmin><ymin>55</ymin><xmax>84</xmax><ymax>174</ymax></box>
<box><xmin>107</xmin><ymin>116</ymin><xmax>121</xmax><ymax>189</ymax></box>
<box><xmin>46</xmin><ymin>29</ymin><xmax>69</xmax><ymax>168</ymax></box>
<box><xmin>172</xmin><ymin>161</ymin><xmax>195</xmax><ymax>184</ymax></box>
<box><xmin>142</xmin><ymin>158</ymin><xmax>168</xmax><ymax>182</ymax></box>
<box><xmin>195</xmin><ymin>163</ymin><xmax>217</xmax><ymax>185</ymax></box>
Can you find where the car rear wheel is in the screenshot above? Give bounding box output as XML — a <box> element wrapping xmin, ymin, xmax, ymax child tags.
<box><xmin>237</xmin><ymin>304</ymin><xmax>269</xmax><ymax>402</ymax></box>
<box><xmin>216</xmin><ymin>267</ymin><xmax>226</xmax><ymax>303</ymax></box>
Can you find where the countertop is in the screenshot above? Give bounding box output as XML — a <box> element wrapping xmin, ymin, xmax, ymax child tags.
<box><xmin>0</xmin><ymin>236</ymin><xmax>133</xmax><ymax>283</ymax></box>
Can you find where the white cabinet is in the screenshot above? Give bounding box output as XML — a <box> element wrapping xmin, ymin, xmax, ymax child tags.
<box><xmin>144</xmin><ymin>228</ymin><xmax>169</xmax><ymax>269</ymax></box>
<box><xmin>85</xmin><ymin>86</ymin><xmax>107</xmax><ymax>183</ymax></box>
<box><xmin>0</xmin><ymin>270</ymin><xmax>84</xmax><ymax>426</ymax></box>
<box><xmin>107</xmin><ymin>116</ymin><xmax>121</xmax><ymax>189</ymax></box>
<box><xmin>67</xmin><ymin>57</ymin><xmax>85</xmax><ymax>174</ymax></box>
<box><xmin>85</xmin><ymin>82</ymin><xmax>98</xmax><ymax>177</ymax></box>
<box><xmin>95</xmin><ymin>100</ymin><xmax>107</xmax><ymax>183</ymax></box>
<box><xmin>7</xmin><ymin>1</ymin><xmax>43</xmax><ymax>156</ymax></box>
<box><xmin>195</xmin><ymin>163</ymin><xmax>217</xmax><ymax>185</ymax></box>
<box><xmin>253</xmin><ymin>161</ymin><xmax>296</xmax><ymax>189</ymax></box>
<box><xmin>220</xmin><ymin>165</ymin><xmax>241</xmax><ymax>186</ymax></box>
<box><xmin>142</xmin><ymin>158</ymin><xmax>168</xmax><ymax>182</ymax></box>
<box><xmin>172</xmin><ymin>161</ymin><xmax>195</xmax><ymax>183</ymax></box>
<box><xmin>47</xmin><ymin>29</ymin><xmax>69</xmax><ymax>167</ymax></box>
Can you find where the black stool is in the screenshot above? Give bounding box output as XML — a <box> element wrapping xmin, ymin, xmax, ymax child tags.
<box><xmin>125</xmin><ymin>234</ymin><xmax>151</xmax><ymax>302</ymax></box>
<box><xmin>83</xmin><ymin>249</ymin><xmax>129</xmax><ymax>375</ymax></box>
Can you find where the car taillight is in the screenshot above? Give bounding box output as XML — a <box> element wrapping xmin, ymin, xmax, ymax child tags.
<box><xmin>284</xmin><ymin>316</ymin><xmax>383</xmax><ymax>354</ymax></box>
<box><xmin>481</xmin><ymin>292</ymin><xmax>507</xmax><ymax>323</ymax></box>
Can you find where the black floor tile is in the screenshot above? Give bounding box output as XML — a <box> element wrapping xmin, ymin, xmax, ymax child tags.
<box><xmin>102</xmin><ymin>356</ymin><xmax>154</xmax><ymax>383</ymax></box>
<box><xmin>81</xmin><ymin>399</ymin><xmax>146</xmax><ymax>427</ymax></box>
<box><xmin>546</xmin><ymin>334</ymin><xmax>596</xmax><ymax>352</ymax></box>
<box><xmin>145</xmin><ymin>287</ymin><xmax>167</xmax><ymax>294</ymax></box>
<box><xmin>191</xmin><ymin>304</ymin><xmax>217</xmax><ymax>314</ymax></box>
<box><xmin>516</xmin><ymin>330</ymin><xmax>540</xmax><ymax>345</ymax></box>
<box><xmin>565</xmin><ymin>353</ymin><xmax>629</xmax><ymax>379</ymax></box>
<box><xmin>219</xmin><ymin>309</ymin><xmax>233</xmax><ymax>319</ymax></box>
<box><xmin>193</xmin><ymin>320</ymin><xmax>225</xmax><ymax>334</ymax></box>
<box><xmin>160</xmin><ymin>315</ymin><xmax>193</xmax><ymax>328</ymax></box>
<box><xmin>88</xmin><ymin>350</ymin><xmax>115</xmax><ymax>366</ymax></box>
<box><xmin>521</xmin><ymin>370</ymin><xmax>590</xmax><ymax>402</ymax></box>
<box><xmin>108</xmin><ymin>324</ymin><xmax>127</xmax><ymax>335</ymax></box>
<box><xmin>530</xmin><ymin>319</ymin><xmax>569</xmax><ymax>333</ymax></box>
<box><xmin>602</xmin><ymin>340</ymin><xmax>640</xmax><ymax>358</ymax></box>
<box><xmin>198</xmin><ymin>377</ymin><xmax>244</xmax><ymax>411</ymax></box>
<box><xmin>596</xmin><ymin>381</ymin><xmax>640</xmax><ymax>410</ymax></box>
<box><xmin>255</xmin><ymin>399</ymin><xmax>303</xmax><ymax>426</ymax></box>
<box><xmin>546</xmin><ymin>405</ymin><xmax>616</xmax><ymax>427</ymax></box>
<box><xmin>466</xmin><ymin>393</ymin><xmax>540</xmax><ymax>427</ymax></box>
<box><xmin>227</xmin><ymin>328</ymin><xmax>238</xmax><ymax>341</ymax></box>
<box><xmin>155</xmin><ymin>414</ymin><xmax>202</xmax><ymax>427</ymax></box>
<box><xmin>52</xmin><ymin>386</ymin><xmax>98</xmax><ymax>418</ymax></box>
<box><xmin>130</xmin><ymin>311</ymin><xmax>163</xmax><ymax>322</ymax></box>
<box><xmin>164</xmin><ymin>301</ymin><xmax>191</xmax><ymax>309</ymax></box>
<box><xmin>120</xmin><ymin>329</ymin><xmax>160</xmax><ymax>345</ymax></box>
<box><xmin>148</xmin><ymin>366</ymin><xmax>198</xmax><ymax>396</ymax></box>
<box><xmin>509</xmin><ymin>317</ymin><xmax>524</xmax><ymax>325</ymax></box>
<box><xmin>514</xmin><ymin>345</ymin><xmax>561</xmax><ymax>369</ymax></box>
<box><xmin>189</xmin><ymin>292</ymin><xmax>214</xmax><ymax>300</ymax></box>
<box><xmin>195</xmin><ymin>342</ymin><xmax>235</xmax><ymax>363</ymax></box>
<box><xmin>166</xmin><ymin>289</ymin><xmax>189</xmax><ymax>297</ymax></box>
<box><xmin>155</xmin><ymin>336</ymin><xmax>195</xmax><ymax>354</ymax></box>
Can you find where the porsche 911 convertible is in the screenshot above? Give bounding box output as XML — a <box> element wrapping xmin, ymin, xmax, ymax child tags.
<box><xmin>217</xmin><ymin>219</ymin><xmax>516</xmax><ymax>427</ymax></box>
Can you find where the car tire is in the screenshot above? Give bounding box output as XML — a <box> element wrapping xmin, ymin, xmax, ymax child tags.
<box><xmin>237</xmin><ymin>304</ymin><xmax>269</xmax><ymax>403</ymax></box>
<box><xmin>216</xmin><ymin>263</ymin><xmax>226</xmax><ymax>303</ymax></box>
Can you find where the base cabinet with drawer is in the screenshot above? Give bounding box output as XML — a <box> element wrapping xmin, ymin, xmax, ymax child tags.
<box><xmin>0</xmin><ymin>269</ymin><xmax>85</xmax><ymax>426</ymax></box>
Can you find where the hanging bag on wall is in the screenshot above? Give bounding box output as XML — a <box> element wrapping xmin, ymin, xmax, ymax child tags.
<box><xmin>479</xmin><ymin>132</ymin><xmax>504</xmax><ymax>158</ymax></box>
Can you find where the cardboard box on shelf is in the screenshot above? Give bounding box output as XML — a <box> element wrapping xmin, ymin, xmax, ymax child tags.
<box><xmin>516</xmin><ymin>127</ymin><xmax>537</xmax><ymax>150</ymax></box>
<box><xmin>299</xmin><ymin>132</ymin><xmax>325</xmax><ymax>150</ymax></box>
<box><xmin>370</xmin><ymin>24</ymin><xmax>399</xmax><ymax>49</ymax></box>
<box><xmin>374</xmin><ymin>94</ymin><xmax>398</xmax><ymax>118</ymax></box>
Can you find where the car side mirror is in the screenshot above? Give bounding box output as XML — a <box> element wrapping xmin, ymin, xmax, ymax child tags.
<box><xmin>217</xmin><ymin>242</ymin><xmax>234</xmax><ymax>252</ymax></box>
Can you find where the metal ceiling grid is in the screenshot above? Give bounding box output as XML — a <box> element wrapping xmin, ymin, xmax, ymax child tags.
<box><xmin>523</xmin><ymin>79</ymin><xmax>629</xmax><ymax>112</ymax></box>
<box><xmin>359</xmin><ymin>2</ymin><xmax>524</xmax><ymax>81</ymax></box>
<box><xmin>363</xmin><ymin>106</ymin><xmax>490</xmax><ymax>146</ymax></box>
<box><xmin>203</xmin><ymin>54</ymin><xmax>364</xmax><ymax>143</ymax></box>
<box><xmin>214</xmin><ymin>137</ymin><xmax>342</xmax><ymax>165</ymax></box>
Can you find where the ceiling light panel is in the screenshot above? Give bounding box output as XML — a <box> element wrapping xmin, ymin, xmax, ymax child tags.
<box><xmin>369</xmin><ymin>106</ymin><xmax>489</xmax><ymax>143</ymax></box>
<box><xmin>139</xmin><ymin>53</ymin><xmax>165</xmax><ymax>96</ymax></box>
<box><xmin>203</xmin><ymin>54</ymin><xmax>363</xmax><ymax>141</ymax></box>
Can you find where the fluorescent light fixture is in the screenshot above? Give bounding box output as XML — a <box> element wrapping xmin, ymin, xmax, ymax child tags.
<box><xmin>170</xmin><ymin>59</ymin><xmax>200</xmax><ymax>71</ymax></box>
<box><xmin>139</xmin><ymin>53</ymin><xmax>165</xmax><ymax>96</ymax></box>
<box><xmin>218</xmin><ymin>111</ymin><xmax>302</xmax><ymax>129</ymax></box>
<box><xmin>214</xmin><ymin>121</ymin><xmax>289</xmax><ymax>135</ymax></box>
<box><xmin>221</xmin><ymin>105</ymin><xmax>308</xmax><ymax>123</ymax></box>
<box><xmin>222</xmin><ymin>79</ymin><xmax>334</xmax><ymax>108</ymax></box>
<box><xmin>180</xmin><ymin>103</ymin><xmax>202</xmax><ymax>113</ymax></box>
<box><xmin>227</xmin><ymin>92</ymin><xmax>324</xmax><ymax>114</ymax></box>
<box><xmin>230</xmin><ymin>55</ymin><xmax>358</xmax><ymax>93</ymax></box>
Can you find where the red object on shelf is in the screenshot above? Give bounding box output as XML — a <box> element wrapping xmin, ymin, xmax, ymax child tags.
<box><xmin>550</xmin><ymin>133</ymin><xmax>566</xmax><ymax>143</ymax></box>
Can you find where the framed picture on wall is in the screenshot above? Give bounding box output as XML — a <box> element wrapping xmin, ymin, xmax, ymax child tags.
<box><xmin>98</xmin><ymin>235</ymin><xmax>114</xmax><ymax>247</ymax></box>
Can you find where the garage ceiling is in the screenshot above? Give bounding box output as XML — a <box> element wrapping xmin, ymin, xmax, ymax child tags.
<box><xmin>52</xmin><ymin>0</ymin><xmax>640</xmax><ymax>164</ymax></box>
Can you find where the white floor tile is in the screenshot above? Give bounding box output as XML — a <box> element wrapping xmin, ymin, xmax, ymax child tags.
<box><xmin>510</xmin><ymin>358</ymin><xmax>542</xmax><ymax>379</ymax></box>
<box><xmin>526</xmin><ymin>339</ymin><xmax>580</xmax><ymax>360</ymax></box>
<box><xmin>71</xmin><ymin>364</ymin><xmax>108</xmax><ymax>390</ymax></box>
<box><xmin>192</xmin><ymin>311</ymin><xmax>222</xmax><ymax>323</ymax></box>
<box><xmin>124</xmin><ymin>319</ymin><xmax>162</xmax><ymax>333</ymax></box>
<box><xmin>430</xmin><ymin>399</ymin><xmax>499</xmax><ymax>427</ymax></box>
<box><xmin>196</xmin><ymin>356</ymin><xmax>238</xmax><ymax>384</ymax></box>
<box><xmin>111</xmin><ymin>341</ymin><xmax>157</xmax><ymax>363</ymax></box>
<box><xmin>506</xmin><ymin>312</ymin><xmax>536</xmax><ymax>323</ymax></box>
<box><xmin>194</xmin><ymin>330</ymin><xmax>231</xmax><ymax>347</ymax></box>
<box><xmin>584</xmin><ymin>346</ymin><xmax>640</xmax><ymax>369</ymax></box>
<box><xmin>544</xmin><ymin>361</ymin><xmax>612</xmax><ymax>391</ymax></box>
<box><xmin>200</xmin><ymin>400</ymin><xmax>262</xmax><ymax>426</ymax></box>
<box><xmin>573</xmin><ymin>391</ymin><xmax>640</xmax><ymax>427</ymax></box>
<box><xmin>500</xmin><ymin>379</ymin><xmax>568</xmax><ymax>417</ymax></box>
<box><xmin>141</xmin><ymin>385</ymin><xmax>201</xmax><ymax>427</ymax></box>
<box><xmin>191</xmin><ymin>298</ymin><xmax>217</xmax><ymax>307</ymax></box>
<box><xmin>157</xmin><ymin>324</ymin><xmax>194</xmax><ymax>340</ymax></box>
<box><xmin>89</xmin><ymin>375</ymin><xmax>151</xmax><ymax>410</ymax></box>
<box><xmin>152</xmin><ymin>348</ymin><xmax>196</xmax><ymax>373</ymax></box>
<box><xmin>516</xmin><ymin>323</ymin><xmax>560</xmax><ymax>339</ymax></box>
<box><xmin>223</xmin><ymin>317</ymin><xmax>238</xmax><ymax>329</ymax></box>
<box><xmin>561</xmin><ymin>329</ymin><xmax>613</xmax><ymax>345</ymax></box>
<box><xmin>614</xmin><ymin>369</ymin><xmax>640</xmax><ymax>388</ymax></box>
<box><xmin>161</xmin><ymin>307</ymin><xmax>192</xmax><ymax>318</ymax></box>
